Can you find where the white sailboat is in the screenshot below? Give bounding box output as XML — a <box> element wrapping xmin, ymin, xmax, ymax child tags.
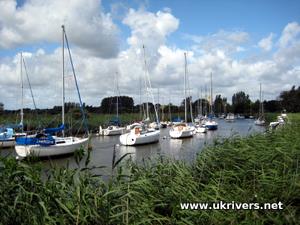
<box><xmin>15</xmin><ymin>25</ymin><xmax>89</xmax><ymax>157</ymax></box>
<box><xmin>169</xmin><ymin>52</ymin><xmax>193</xmax><ymax>139</ymax></box>
<box><xmin>120</xmin><ymin>45</ymin><xmax>160</xmax><ymax>145</ymax></box>
<box><xmin>254</xmin><ymin>83</ymin><xmax>265</xmax><ymax>126</ymax></box>
<box><xmin>1</xmin><ymin>53</ymin><xmax>27</xmax><ymax>148</ymax></box>
<box><xmin>225</xmin><ymin>113</ymin><xmax>235</xmax><ymax>122</ymax></box>
<box><xmin>100</xmin><ymin>73</ymin><xmax>125</xmax><ymax>136</ymax></box>
<box><xmin>204</xmin><ymin>72</ymin><xmax>218</xmax><ymax>130</ymax></box>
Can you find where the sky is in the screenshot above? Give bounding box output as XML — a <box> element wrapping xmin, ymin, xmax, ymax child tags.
<box><xmin>0</xmin><ymin>0</ymin><xmax>300</xmax><ymax>110</ymax></box>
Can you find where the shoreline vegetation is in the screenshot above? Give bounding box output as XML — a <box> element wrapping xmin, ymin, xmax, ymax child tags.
<box><xmin>0</xmin><ymin>114</ymin><xmax>299</xmax><ymax>224</ymax></box>
<box><xmin>0</xmin><ymin>112</ymin><xmax>279</xmax><ymax>135</ymax></box>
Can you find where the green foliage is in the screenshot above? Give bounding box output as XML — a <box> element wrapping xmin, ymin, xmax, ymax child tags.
<box><xmin>280</xmin><ymin>85</ymin><xmax>300</xmax><ymax>112</ymax></box>
<box><xmin>0</xmin><ymin>114</ymin><xmax>299</xmax><ymax>224</ymax></box>
<box><xmin>232</xmin><ymin>91</ymin><xmax>251</xmax><ymax>114</ymax></box>
<box><xmin>101</xmin><ymin>96</ymin><xmax>134</xmax><ymax>114</ymax></box>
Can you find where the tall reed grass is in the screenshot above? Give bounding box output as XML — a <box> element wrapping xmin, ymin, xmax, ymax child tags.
<box><xmin>0</xmin><ymin>114</ymin><xmax>299</xmax><ymax>224</ymax></box>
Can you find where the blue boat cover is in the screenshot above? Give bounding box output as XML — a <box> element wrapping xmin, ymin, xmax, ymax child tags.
<box><xmin>44</xmin><ymin>124</ymin><xmax>65</xmax><ymax>134</ymax></box>
<box><xmin>172</xmin><ymin>117</ymin><xmax>182</xmax><ymax>122</ymax></box>
<box><xmin>109</xmin><ymin>117</ymin><xmax>121</xmax><ymax>126</ymax></box>
<box><xmin>16</xmin><ymin>134</ymin><xmax>55</xmax><ymax>146</ymax></box>
<box><xmin>0</xmin><ymin>128</ymin><xmax>14</xmax><ymax>140</ymax></box>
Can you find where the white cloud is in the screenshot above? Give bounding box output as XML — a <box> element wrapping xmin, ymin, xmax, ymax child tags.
<box><xmin>123</xmin><ymin>8</ymin><xmax>179</xmax><ymax>52</ymax></box>
<box><xmin>185</xmin><ymin>30</ymin><xmax>250</xmax><ymax>55</ymax></box>
<box><xmin>0</xmin><ymin>0</ymin><xmax>119</xmax><ymax>58</ymax></box>
<box><xmin>0</xmin><ymin>3</ymin><xmax>299</xmax><ymax>109</ymax></box>
<box><xmin>258</xmin><ymin>33</ymin><xmax>274</xmax><ymax>51</ymax></box>
<box><xmin>278</xmin><ymin>22</ymin><xmax>300</xmax><ymax>48</ymax></box>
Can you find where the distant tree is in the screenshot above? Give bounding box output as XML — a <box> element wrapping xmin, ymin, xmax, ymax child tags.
<box><xmin>214</xmin><ymin>95</ymin><xmax>226</xmax><ymax>114</ymax></box>
<box><xmin>232</xmin><ymin>91</ymin><xmax>251</xmax><ymax>114</ymax></box>
<box><xmin>264</xmin><ymin>100</ymin><xmax>281</xmax><ymax>112</ymax></box>
<box><xmin>0</xmin><ymin>102</ymin><xmax>3</xmax><ymax>114</ymax></box>
<box><xmin>279</xmin><ymin>86</ymin><xmax>300</xmax><ymax>112</ymax></box>
<box><xmin>101</xmin><ymin>96</ymin><xmax>134</xmax><ymax>114</ymax></box>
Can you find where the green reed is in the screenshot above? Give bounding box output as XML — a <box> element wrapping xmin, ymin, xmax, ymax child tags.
<box><xmin>0</xmin><ymin>114</ymin><xmax>299</xmax><ymax>224</ymax></box>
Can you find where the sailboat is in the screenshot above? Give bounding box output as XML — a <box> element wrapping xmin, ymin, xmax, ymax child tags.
<box><xmin>254</xmin><ymin>83</ymin><xmax>265</xmax><ymax>126</ymax></box>
<box><xmin>119</xmin><ymin>45</ymin><xmax>160</xmax><ymax>145</ymax></box>
<box><xmin>1</xmin><ymin>53</ymin><xmax>27</xmax><ymax>148</ymax></box>
<box><xmin>169</xmin><ymin>52</ymin><xmax>194</xmax><ymax>139</ymax></box>
<box><xmin>225</xmin><ymin>113</ymin><xmax>235</xmax><ymax>122</ymax></box>
<box><xmin>15</xmin><ymin>25</ymin><xmax>89</xmax><ymax>157</ymax></box>
<box><xmin>100</xmin><ymin>73</ymin><xmax>125</xmax><ymax>136</ymax></box>
<box><xmin>194</xmin><ymin>89</ymin><xmax>207</xmax><ymax>133</ymax></box>
<box><xmin>204</xmin><ymin>72</ymin><xmax>218</xmax><ymax>130</ymax></box>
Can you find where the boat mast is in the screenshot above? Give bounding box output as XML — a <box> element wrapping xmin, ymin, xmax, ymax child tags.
<box><xmin>184</xmin><ymin>52</ymin><xmax>187</xmax><ymax>123</ymax></box>
<box><xmin>168</xmin><ymin>97</ymin><xmax>171</xmax><ymax>121</ymax></box>
<box><xmin>62</xmin><ymin>25</ymin><xmax>65</xmax><ymax>137</ymax></box>
<box><xmin>200</xmin><ymin>88</ymin><xmax>203</xmax><ymax>116</ymax></box>
<box><xmin>116</xmin><ymin>72</ymin><xmax>119</xmax><ymax>119</ymax></box>
<box><xmin>209</xmin><ymin>72</ymin><xmax>213</xmax><ymax>115</ymax></box>
<box><xmin>142</xmin><ymin>45</ymin><xmax>149</xmax><ymax>120</ymax></box>
<box><xmin>20</xmin><ymin>52</ymin><xmax>24</xmax><ymax>132</ymax></box>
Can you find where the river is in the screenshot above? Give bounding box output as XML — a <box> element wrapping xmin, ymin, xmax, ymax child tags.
<box><xmin>1</xmin><ymin>118</ymin><xmax>265</xmax><ymax>174</ymax></box>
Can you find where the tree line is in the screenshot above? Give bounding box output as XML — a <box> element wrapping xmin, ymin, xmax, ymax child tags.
<box><xmin>1</xmin><ymin>86</ymin><xmax>299</xmax><ymax>116</ymax></box>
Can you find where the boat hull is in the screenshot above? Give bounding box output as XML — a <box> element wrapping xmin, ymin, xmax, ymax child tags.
<box><xmin>120</xmin><ymin>130</ymin><xmax>160</xmax><ymax>146</ymax></box>
<box><xmin>195</xmin><ymin>127</ymin><xmax>207</xmax><ymax>133</ymax></box>
<box><xmin>169</xmin><ymin>129</ymin><xmax>193</xmax><ymax>138</ymax></box>
<box><xmin>15</xmin><ymin>137</ymin><xmax>89</xmax><ymax>157</ymax></box>
<box><xmin>103</xmin><ymin>127</ymin><xmax>125</xmax><ymax>136</ymax></box>
<box><xmin>0</xmin><ymin>138</ymin><xmax>15</xmax><ymax>148</ymax></box>
<box><xmin>254</xmin><ymin>119</ymin><xmax>265</xmax><ymax>126</ymax></box>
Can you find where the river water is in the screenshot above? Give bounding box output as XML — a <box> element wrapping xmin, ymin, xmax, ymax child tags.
<box><xmin>1</xmin><ymin>119</ymin><xmax>265</xmax><ymax>174</ymax></box>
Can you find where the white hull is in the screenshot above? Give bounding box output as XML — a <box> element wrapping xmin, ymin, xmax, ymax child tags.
<box><xmin>0</xmin><ymin>138</ymin><xmax>15</xmax><ymax>148</ymax></box>
<box><xmin>120</xmin><ymin>130</ymin><xmax>160</xmax><ymax>146</ymax></box>
<box><xmin>254</xmin><ymin>119</ymin><xmax>265</xmax><ymax>126</ymax></box>
<box><xmin>15</xmin><ymin>137</ymin><xmax>89</xmax><ymax>157</ymax></box>
<box><xmin>195</xmin><ymin>127</ymin><xmax>207</xmax><ymax>133</ymax></box>
<box><xmin>169</xmin><ymin>129</ymin><xmax>193</xmax><ymax>138</ymax></box>
<box><xmin>103</xmin><ymin>127</ymin><xmax>125</xmax><ymax>136</ymax></box>
<box><xmin>205</xmin><ymin>120</ymin><xmax>218</xmax><ymax>130</ymax></box>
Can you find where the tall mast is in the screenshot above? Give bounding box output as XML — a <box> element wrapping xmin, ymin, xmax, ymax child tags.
<box><xmin>168</xmin><ymin>97</ymin><xmax>171</xmax><ymax>121</ymax></box>
<box><xmin>116</xmin><ymin>72</ymin><xmax>119</xmax><ymax>119</ymax></box>
<box><xmin>143</xmin><ymin>45</ymin><xmax>159</xmax><ymax>123</ymax></box>
<box><xmin>62</xmin><ymin>25</ymin><xmax>65</xmax><ymax>137</ymax></box>
<box><xmin>184</xmin><ymin>52</ymin><xmax>187</xmax><ymax>123</ymax></box>
<box><xmin>209</xmin><ymin>72</ymin><xmax>213</xmax><ymax>114</ymax></box>
<box><xmin>142</xmin><ymin>45</ymin><xmax>149</xmax><ymax>120</ymax></box>
<box><xmin>200</xmin><ymin>88</ymin><xmax>203</xmax><ymax>116</ymax></box>
<box><xmin>20</xmin><ymin>52</ymin><xmax>24</xmax><ymax>132</ymax></box>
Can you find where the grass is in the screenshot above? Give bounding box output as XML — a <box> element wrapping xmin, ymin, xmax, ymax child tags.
<box><xmin>0</xmin><ymin>114</ymin><xmax>299</xmax><ymax>224</ymax></box>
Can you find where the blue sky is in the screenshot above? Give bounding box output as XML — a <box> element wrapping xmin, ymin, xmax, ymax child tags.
<box><xmin>101</xmin><ymin>0</ymin><xmax>300</xmax><ymax>49</ymax></box>
<box><xmin>1</xmin><ymin>0</ymin><xmax>300</xmax><ymax>109</ymax></box>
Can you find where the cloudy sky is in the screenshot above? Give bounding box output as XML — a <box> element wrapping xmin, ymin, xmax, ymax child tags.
<box><xmin>0</xmin><ymin>0</ymin><xmax>300</xmax><ymax>110</ymax></box>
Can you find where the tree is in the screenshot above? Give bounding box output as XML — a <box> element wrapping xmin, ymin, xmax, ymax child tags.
<box><xmin>214</xmin><ymin>95</ymin><xmax>226</xmax><ymax>114</ymax></box>
<box><xmin>279</xmin><ymin>86</ymin><xmax>300</xmax><ymax>112</ymax></box>
<box><xmin>100</xmin><ymin>96</ymin><xmax>134</xmax><ymax>114</ymax></box>
<box><xmin>0</xmin><ymin>102</ymin><xmax>3</xmax><ymax>114</ymax></box>
<box><xmin>232</xmin><ymin>91</ymin><xmax>251</xmax><ymax>114</ymax></box>
<box><xmin>264</xmin><ymin>100</ymin><xmax>281</xmax><ymax>112</ymax></box>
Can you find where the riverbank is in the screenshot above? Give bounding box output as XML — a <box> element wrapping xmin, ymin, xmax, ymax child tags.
<box><xmin>0</xmin><ymin>114</ymin><xmax>299</xmax><ymax>224</ymax></box>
